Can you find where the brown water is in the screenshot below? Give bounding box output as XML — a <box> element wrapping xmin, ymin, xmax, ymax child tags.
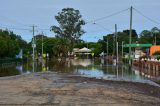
<box><xmin>0</xmin><ymin>58</ymin><xmax>158</xmax><ymax>85</ymax></box>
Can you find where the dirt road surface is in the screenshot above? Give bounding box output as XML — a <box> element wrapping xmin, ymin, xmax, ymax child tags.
<box><xmin>0</xmin><ymin>72</ymin><xmax>160</xmax><ymax>106</ymax></box>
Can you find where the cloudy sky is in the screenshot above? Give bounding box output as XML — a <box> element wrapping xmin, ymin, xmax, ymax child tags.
<box><xmin>0</xmin><ymin>0</ymin><xmax>160</xmax><ymax>42</ymax></box>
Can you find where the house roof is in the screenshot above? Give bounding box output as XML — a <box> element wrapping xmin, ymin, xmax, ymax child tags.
<box><xmin>78</xmin><ymin>47</ymin><xmax>91</xmax><ymax>52</ymax></box>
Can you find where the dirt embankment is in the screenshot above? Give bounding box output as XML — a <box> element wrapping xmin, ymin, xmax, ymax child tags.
<box><xmin>0</xmin><ymin>72</ymin><xmax>160</xmax><ymax>106</ymax></box>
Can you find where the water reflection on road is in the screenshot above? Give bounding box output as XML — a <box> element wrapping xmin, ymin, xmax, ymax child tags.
<box><xmin>0</xmin><ymin>58</ymin><xmax>158</xmax><ymax>84</ymax></box>
<box><xmin>71</xmin><ymin>59</ymin><xmax>144</xmax><ymax>82</ymax></box>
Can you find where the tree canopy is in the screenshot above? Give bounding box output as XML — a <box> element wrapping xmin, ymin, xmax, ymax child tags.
<box><xmin>0</xmin><ymin>29</ymin><xmax>28</xmax><ymax>58</ymax></box>
<box><xmin>51</xmin><ymin>8</ymin><xmax>85</xmax><ymax>57</ymax></box>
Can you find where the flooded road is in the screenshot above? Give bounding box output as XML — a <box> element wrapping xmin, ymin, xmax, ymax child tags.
<box><xmin>0</xmin><ymin>58</ymin><xmax>159</xmax><ymax>85</ymax></box>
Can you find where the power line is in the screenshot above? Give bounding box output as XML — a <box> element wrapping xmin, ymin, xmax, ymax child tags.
<box><xmin>0</xmin><ymin>24</ymin><xmax>51</xmax><ymax>31</ymax></box>
<box><xmin>0</xmin><ymin>16</ymin><xmax>51</xmax><ymax>31</ymax></box>
<box><xmin>38</xmin><ymin>28</ymin><xmax>51</xmax><ymax>31</ymax></box>
<box><xmin>0</xmin><ymin>15</ymin><xmax>31</xmax><ymax>27</ymax></box>
<box><xmin>86</xmin><ymin>8</ymin><xmax>130</xmax><ymax>24</ymax></box>
<box><xmin>0</xmin><ymin>26</ymin><xmax>30</xmax><ymax>31</ymax></box>
<box><xmin>0</xmin><ymin>23</ymin><xmax>30</xmax><ymax>31</ymax></box>
<box><xmin>93</xmin><ymin>22</ymin><xmax>113</xmax><ymax>33</ymax></box>
<box><xmin>133</xmin><ymin>7</ymin><xmax>160</xmax><ymax>26</ymax></box>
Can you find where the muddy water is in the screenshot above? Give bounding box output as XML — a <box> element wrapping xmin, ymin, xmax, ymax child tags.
<box><xmin>0</xmin><ymin>59</ymin><xmax>158</xmax><ymax>84</ymax></box>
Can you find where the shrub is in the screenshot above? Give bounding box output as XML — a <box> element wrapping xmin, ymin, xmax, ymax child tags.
<box><xmin>152</xmin><ymin>51</ymin><xmax>160</xmax><ymax>56</ymax></box>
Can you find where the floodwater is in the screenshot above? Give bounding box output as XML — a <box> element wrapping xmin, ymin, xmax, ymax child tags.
<box><xmin>0</xmin><ymin>58</ymin><xmax>159</xmax><ymax>85</ymax></box>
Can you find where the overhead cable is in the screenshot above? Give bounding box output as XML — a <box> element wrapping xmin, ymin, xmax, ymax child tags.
<box><xmin>86</xmin><ymin>8</ymin><xmax>130</xmax><ymax>24</ymax></box>
<box><xmin>133</xmin><ymin>8</ymin><xmax>160</xmax><ymax>26</ymax></box>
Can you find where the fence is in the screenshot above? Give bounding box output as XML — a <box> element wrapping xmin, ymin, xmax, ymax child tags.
<box><xmin>0</xmin><ymin>58</ymin><xmax>22</xmax><ymax>67</ymax></box>
<box><xmin>133</xmin><ymin>60</ymin><xmax>160</xmax><ymax>78</ymax></box>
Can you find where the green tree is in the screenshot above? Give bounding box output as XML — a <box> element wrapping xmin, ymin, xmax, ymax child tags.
<box><xmin>51</xmin><ymin>8</ymin><xmax>85</xmax><ymax>56</ymax></box>
<box><xmin>151</xmin><ymin>27</ymin><xmax>160</xmax><ymax>45</ymax></box>
<box><xmin>102</xmin><ymin>29</ymin><xmax>138</xmax><ymax>56</ymax></box>
<box><xmin>123</xmin><ymin>29</ymin><xmax>138</xmax><ymax>43</ymax></box>
<box><xmin>0</xmin><ymin>29</ymin><xmax>28</xmax><ymax>58</ymax></box>
<box><xmin>93</xmin><ymin>42</ymin><xmax>103</xmax><ymax>56</ymax></box>
<box><xmin>53</xmin><ymin>38</ymin><xmax>70</xmax><ymax>57</ymax></box>
<box><xmin>139</xmin><ymin>30</ymin><xmax>153</xmax><ymax>44</ymax></box>
<box><xmin>33</xmin><ymin>35</ymin><xmax>71</xmax><ymax>57</ymax></box>
<box><xmin>32</xmin><ymin>35</ymin><xmax>57</xmax><ymax>57</ymax></box>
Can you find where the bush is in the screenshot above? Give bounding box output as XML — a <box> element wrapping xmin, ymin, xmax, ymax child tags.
<box><xmin>152</xmin><ymin>51</ymin><xmax>160</xmax><ymax>56</ymax></box>
<box><xmin>156</xmin><ymin>56</ymin><xmax>160</xmax><ymax>60</ymax></box>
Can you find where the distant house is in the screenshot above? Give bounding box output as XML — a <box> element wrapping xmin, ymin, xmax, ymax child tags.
<box><xmin>134</xmin><ymin>48</ymin><xmax>146</xmax><ymax>59</ymax></box>
<box><xmin>78</xmin><ymin>47</ymin><xmax>91</xmax><ymax>53</ymax></box>
<box><xmin>73</xmin><ymin>47</ymin><xmax>92</xmax><ymax>58</ymax></box>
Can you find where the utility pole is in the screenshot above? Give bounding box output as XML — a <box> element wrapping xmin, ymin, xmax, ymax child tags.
<box><xmin>113</xmin><ymin>34</ymin><xmax>115</xmax><ymax>56</ymax></box>
<box><xmin>129</xmin><ymin>6</ymin><xmax>133</xmax><ymax>66</ymax></box>
<box><xmin>113</xmin><ymin>24</ymin><xmax>117</xmax><ymax>58</ymax></box>
<box><xmin>42</xmin><ymin>32</ymin><xmax>44</xmax><ymax>59</ymax></box>
<box><xmin>31</xmin><ymin>25</ymin><xmax>37</xmax><ymax>72</ymax></box>
<box><xmin>87</xmin><ymin>41</ymin><xmax>88</xmax><ymax>59</ymax></box>
<box><xmin>107</xmin><ymin>37</ymin><xmax>108</xmax><ymax>60</ymax></box>
<box><xmin>116</xmin><ymin>42</ymin><xmax>118</xmax><ymax>64</ymax></box>
<box><xmin>115</xmin><ymin>24</ymin><xmax>118</xmax><ymax>64</ymax></box>
<box><xmin>32</xmin><ymin>25</ymin><xmax>36</xmax><ymax>62</ymax></box>
<box><xmin>41</xmin><ymin>32</ymin><xmax>44</xmax><ymax>71</ymax></box>
<box><xmin>31</xmin><ymin>25</ymin><xmax>38</xmax><ymax>62</ymax></box>
<box><xmin>122</xmin><ymin>41</ymin><xmax>124</xmax><ymax>59</ymax></box>
<box><xmin>106</xmin><ymin>41</ymin><xmax>107</xmax><ymax>58</ymax></box>
<box><xmin>115</xmin><ymin>24</ymin><xmax>117</xmax><ymax>47</ymax></box>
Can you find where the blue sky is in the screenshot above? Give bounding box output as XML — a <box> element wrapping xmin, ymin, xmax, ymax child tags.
<box><xmin>0</xmin><ymin>0</ymin><xmax>160</xmax><ymax>42</ymax></box>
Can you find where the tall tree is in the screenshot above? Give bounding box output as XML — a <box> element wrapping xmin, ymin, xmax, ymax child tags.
<box><xmin>151</xmin><ymin>27</ymin><xmax>160</xmax><ymax>45</ymax></box>
<box><xmin>139</xmin><ymin>30</ymin><xmax>153</xmax><ymax>44</ymax></box>
<box><xmin>51</xmin><ymin>8</ymin><xmax>85</xmax><ymax>56</ymax></box>
<box><xmin>123</xmin><ymin>29</ymin><xmax>138</xmax><ymax>43</ymax></box>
